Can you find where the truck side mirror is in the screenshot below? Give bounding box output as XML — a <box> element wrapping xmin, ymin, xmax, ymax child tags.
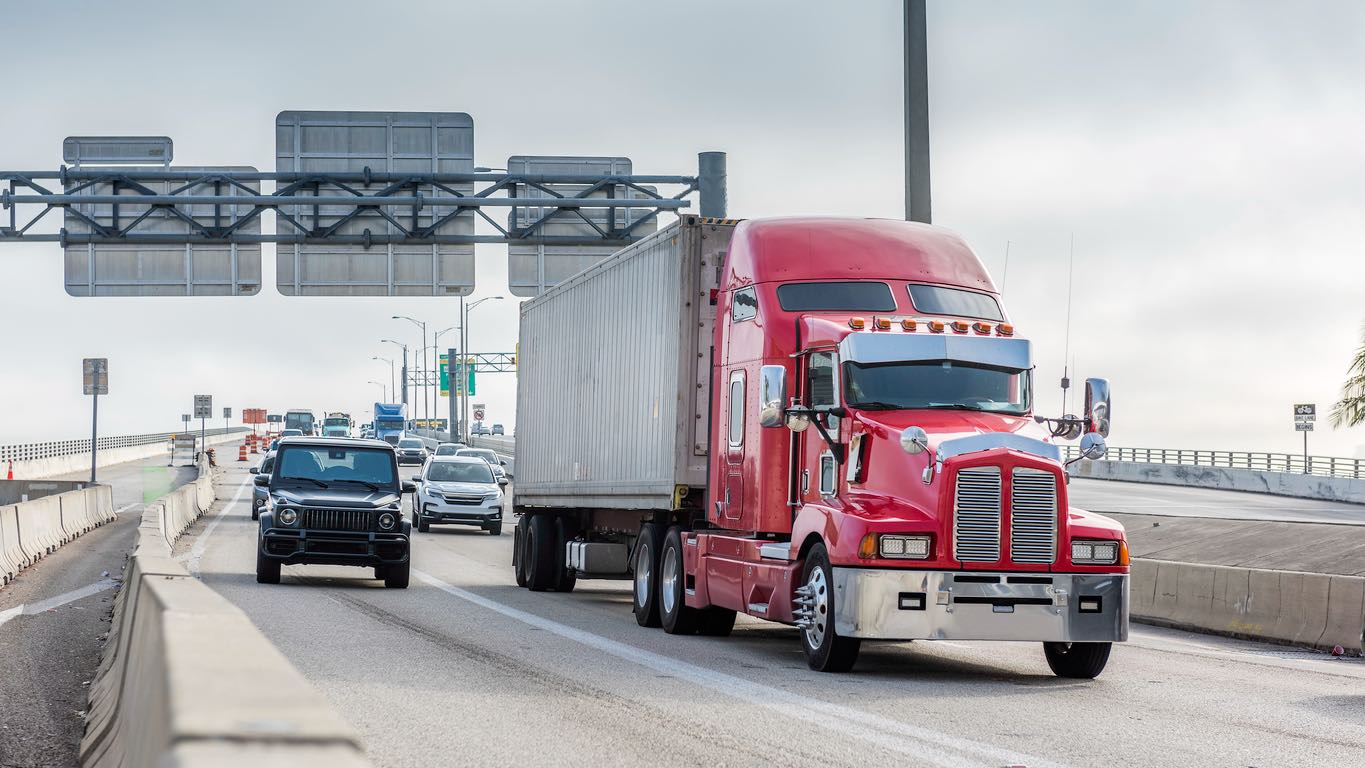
<box><xmin>758</xmin><ymin>365</ymin><xmax>787</xmax><ymax>428</ymax></box>
<box><xmin>1084</xmin><ymin>378</ymin><xmax>1112</xmax><ymax>437</ymax></box>
<box><xmin>1079</xmin><ymin>431</ymin><xmax>1108</xmax><ymax>460</ymax></box>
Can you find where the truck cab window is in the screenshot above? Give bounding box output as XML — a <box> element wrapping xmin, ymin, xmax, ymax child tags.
<box><xmin>731</xmin><ymin>287</ymin><xmax>757</xmax><ymax>321</ymax></box>
<box><xmin>728</xmin><ymin>372</ymin><xmax>745</xmax><ymax>446</ymax></box>
<box><xmin>808</xmin><ymin>352</ymin><xmax>838</xmax><ymax>409</ymax></box>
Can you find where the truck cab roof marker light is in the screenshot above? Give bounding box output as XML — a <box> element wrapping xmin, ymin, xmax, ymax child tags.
<box><xmin>849</xmin><ymin>317</ymin><xmax>866</xmax><ymax>330</ymax></box>
<box><xmin>972</xmin><ymin>322</ymin><xmax>992</xmax><ymax>335</ymax></box>
<box><xmin>950</xmin><ymin>321</ymin><xmax>970</xmax><ymax>333</ymax></box>
<box><xmin>996</xmin><ymin>323</ymin><xmax>1015</xmax><ymax>336</ymax></box>
<box><xmin>900</xmin><ymin>318</ymin><xmax>917</xmax><ymax>331</ymax></box>
<box><xmin>873</xmin><ymin>317</ymin><xmax>892</xmax><ymax>330</ymax></box>
<box><xmin>926</xmin><ymin>319</ymin><xmax>945</xmax><ymax>333</ymax></box>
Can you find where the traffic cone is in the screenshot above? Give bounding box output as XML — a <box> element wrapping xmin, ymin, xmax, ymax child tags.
<box><xmin>250</xmin><ymin>435</ymin><xmax>259</xmax><ymax>454</ymax></box>
<box><xmin>238</xmin><ymin>443</ymin><xmax>248</xmax><ymax>462</ymax></box>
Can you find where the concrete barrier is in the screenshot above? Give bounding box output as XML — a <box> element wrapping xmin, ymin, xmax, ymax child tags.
<box><xmin>0</xmin><ymin>480</ymin><xmax>117</xmax><ymax>585</ymax></box>
<box><xmin>1133</xmin><ymin>558</ymin><xmax>1365</xmax><ymax>653</ymax></box>
<box><xmin>4</xmin><ymin>429</ymin><xmax>245</xmax><ymax>480</ymax></box>
<box><xmin>1072</xmin><ymin>460</ymin><xmax>1365</xmax><ymax>504</ymax></box>
<box><xmin>81</xmin><ymin>456</ymin><xmax>372</xmax><ymax>767</ymax></box>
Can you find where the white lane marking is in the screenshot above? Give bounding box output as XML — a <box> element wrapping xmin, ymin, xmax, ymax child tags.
<box><xmin>413</xmin><ymin>569</ymin><xmax>1066</xmax><ymax>768</ymax></box>
<box><xmin>180</xmin><ymin>480</ymin><xmax>250</xmax><ymax>577</ymax></box>
<box><xmin>0</xmin><ymin>578</ymin><xmax>118</xmax><ymax>629</ymax></box>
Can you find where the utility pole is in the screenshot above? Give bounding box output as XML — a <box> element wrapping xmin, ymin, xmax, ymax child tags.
<box><xmin>904</xmin><ymin>0</ymin><xmax>931</xmax><ymax>224</ymax></box>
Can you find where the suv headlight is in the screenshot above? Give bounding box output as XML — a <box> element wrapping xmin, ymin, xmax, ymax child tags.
<box><xmin>278</xmin><ymin>507</ymin><xmax>299</xmax><ymax>526</ymax></box>
<box><xmin>1071</xmin><ymin>539</ymin><xmax>1126</xmax><ymax>565</ymax></box>
<box><xmin>378</xmin><ymin>512</ymin><xmax>397</xmax><ymax>530</ymax></box>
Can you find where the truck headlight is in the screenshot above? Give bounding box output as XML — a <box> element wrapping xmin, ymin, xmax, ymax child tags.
<box><xmin>1072</xmin><ymin>539</ymin><xmax>1125</xmax><ymax>564</ymax></box>
<box><xmin>878</xmin><ymin>534</ymin><xmax>932</xmax><ymax>559</ymax></box>
<box><xmin>278</xmin><ymin>508</ymin><xmax>298</xmax><ymax>526</ymax></box>
<box><xmin>378</xmin><ymin>512</ymin><xmax>396</xmax><ymax>530</ymax></box>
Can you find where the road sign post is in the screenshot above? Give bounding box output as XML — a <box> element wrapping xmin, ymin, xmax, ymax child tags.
<box><xmin>1294</xmin><ymin>404</ymin><xmax>1315</xmax><ymax>474</ymax></box>
<box><xmin>82</xmin><ymin>358</ymin><xmax>108</xmax><ymax>482</ymax></box>
<box><xmin>195</xmin><ymin>395</ymin><xmax>212</xmax><ymax>459</ymax></box>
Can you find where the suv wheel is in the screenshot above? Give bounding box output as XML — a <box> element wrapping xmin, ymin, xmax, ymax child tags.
<box><xmin>384</xmin><ymin>559</ymin><xmax>410</xmax><ymax>589</ymax></box>
<box><xmin>255</xmin><ymin>549</ymin><xmax>280</xmax><ymax>585</ymax></box>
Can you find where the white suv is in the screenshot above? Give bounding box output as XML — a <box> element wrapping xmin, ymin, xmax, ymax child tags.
<box><xmin>412</xmin><ymin>456</ymin><xmax>503</xmax><ymax>535</ymax></box>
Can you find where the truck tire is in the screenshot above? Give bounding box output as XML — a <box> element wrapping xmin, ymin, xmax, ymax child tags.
<box><xmin>659</xmin><ymin>526</ymin><xmax>699</xmax><ymax>635</ymax></box>
<box><xmin>526</xmin><ymin>514</ymin><xmax>556</xmax><ymax>591</ymax></box>
<box><xmin>552</xmin><ymin>517</ymin><xmax>577</xmax><ymax>593</ymax></box>
<box><xmin>384</xmin><ymin>558</ymin><xmax>410</xmax><ymax>589</ymax></box>
<box><xmin>255</xmin><ymin>550</ymin><xmax>281</xmax><ymax>585</ymax></box>
<box><xmin>1043</xmin><ymin>642</ymin><xmax>1111</xmax><ymax>679</ymax></box>
<box><xmin>799</xmin><ymin>544</ymin><xmax>860</xmax><ymax>672</ymax></box>
<box><xmin>513</xmin><ymin>516</ymin><xmax>529</xmax><ymax>588</ymax></box>
<box><xmin>697</xmin><ymin>607</ymin><xmax>738</xmax><ymax>637</ymax></box>
<box><xmin>632</xmin><ymin>522</ymin><xmax>663</xmax><ymax>628</ymax></box>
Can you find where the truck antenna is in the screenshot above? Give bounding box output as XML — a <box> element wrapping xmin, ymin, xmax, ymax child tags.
<box><xmin>1001</xmin><ymin>240</ymin><xmax>1011</xmax><ymax>295</ymax></box>
<box><xmin>1060</xmin><ymin>234</ymin><xmax>1075</xmax><ymax>415</ymax></box>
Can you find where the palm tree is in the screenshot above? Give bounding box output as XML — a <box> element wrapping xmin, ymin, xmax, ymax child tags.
<box><xmin>1331</xmin><ymin>324</ymin><xmax>1365</xmax><ymax>428</ymax></box>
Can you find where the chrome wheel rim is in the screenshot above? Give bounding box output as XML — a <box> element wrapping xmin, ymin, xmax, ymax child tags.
<box><xmin>804</xmin><ymin>567</ymin><xmax>829</xmax><ymax>648</ymax></box>
<box><xmin>635</xmin><ymin>540</ymin><xmax>652</xmax><ymax>607</ymax></box>
<box><xmin>661</xmin><ymin>544</ymin><xmax>679</xmax><ymax>615</ymax></box>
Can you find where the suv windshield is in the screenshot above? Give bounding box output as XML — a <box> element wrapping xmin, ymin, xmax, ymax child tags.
<box><xmin>844</xmin><ymin>361</ymin><xmax>1031</xmax><ymax>415</ymax></box>
<box><xmin>435</xmin><ymin>444</ymin><xmax>461</xmax><ymax>455</ymax></box>
<box><xmin>457</xmin><ymin>449</ymin><xmax>499</xmax><ymax>465</ymax></box>
<box><xmin>426</xmin><ymin>461</ymin><xmax>494</xmax><ymax>483</ymax></box>
<box><xmin>398</xmin><ymin>439</ymin><xmax>423</xmax><ymax>449</ymax></box>
<box><xmin>277</xmin><ymin>446</ymin><xmax>396</xmax><ymax>486</ymax></box>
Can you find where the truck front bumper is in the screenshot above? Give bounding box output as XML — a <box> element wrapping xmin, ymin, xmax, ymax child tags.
<box><xmin>832</xmin><ymin>568</ymin><xmax>1128</xmax><ymax>643</ymax></box>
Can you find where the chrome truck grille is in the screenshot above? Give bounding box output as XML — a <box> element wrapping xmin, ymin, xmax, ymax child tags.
<box><xmin>303</xmin><ymin>508</ymin><xmax>371</xmax><ymax>532</ymax></box>
<box><xmin>953</xmin><ymin>467</ymin><xmax>1002</xmax><ymax>562</ymax></box>
<box><xmin>1009</xmin><ymin>468</ymin><xmax>1058</xmax><ymax>564</ymax></box>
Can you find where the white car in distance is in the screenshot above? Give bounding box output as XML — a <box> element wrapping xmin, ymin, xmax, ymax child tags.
<box><xmin>413</xmin><ymin>456</ymin><xmax>504</xmax><ymax>535</ymax></box>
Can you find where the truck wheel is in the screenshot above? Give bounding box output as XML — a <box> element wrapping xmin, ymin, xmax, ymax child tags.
<box><xmin>659</xmin><ymin>526</ymin><xmax>699</xmax><ymax>635</ymax></box>
<box><xmin>1043</xmin><ymin>642</ymin><xmax>1111</xmax><ymax>679</ymax></box>
<box><xmin>552</xmin><ymin>517</ymin><xmax>577</xmax><ymax>593</ymax></box>
<box><xmin>513</xmin><ymin>516</ymin><xmax>529</xmax><ymax>587</ymax></box>
<box><xmin>526</xmin><ymin>514</ymin><xmax>556</xmax><ymax>591</ymax></box>
<box><xmin>255</xmin><ymin>550</ymin><xmax>281</xmax><ymax>585</ymax></box>
<box><xmin>632</xmin><ymin>523</ymin><xmax>663</xmax><ymax>628</ymax></box>
<box><xmin>384</xmin><ymin>558</ymin><xmax>410</xmax><ymax>589</ymax></box>
<box><xmin>799</xmin><ymin>543</ymin><xmax>860</xmax><ymax>672</ymax></box>
<box><xmin>697</xmin><ymin>607</ymin><xmax>737</xmax><ymax>637</ymax></box>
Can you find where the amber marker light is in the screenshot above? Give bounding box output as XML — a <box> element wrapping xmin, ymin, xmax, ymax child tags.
<box><xmin>900</xmin><ymin>319</ymin><xmax>917</xmax><ymax>331</ymax></box>
<box><xmin>849</xmin><ymin>317</ymin><xmax>866</xmax><ymax>330</ymax></box>
<box><xmin>972</xmin><ymin>321</ymin><xmax>992</xmax><ymax>334</ymax></box>
<box><xmin>996</xmin><ymin>323</ymin><xmax>1014</xmax><ymax>336</ymax></box>
<box><xmin>950</xmin><ymin>321</ymin><xmax>970</xmax><ymax>333</ymax></box>
<box><xmin>858</xmin><ymin>533</ymin><xmax>878</xmax><ymax>559</ymax></box>
<box><xmin>927</xmin><ymin>320</ymin><xmax>945</xmax><ymax>333</ymax></box>
<box><xmin>874</xmin><ymin>317</ymin><xmax>892</xmax><ymax>330</ymax></box>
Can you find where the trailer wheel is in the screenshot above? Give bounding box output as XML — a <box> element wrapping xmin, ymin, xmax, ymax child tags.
<box><xmin>697</xmin><ymin>607</ymin><xmax>737</xmax><ymax>637</ymax></box>
<box><xmin>659</xmin><ymin>526</ymin><xmax>699</xmax><ymax>635</ymax></box>
<box><xmin>526</xmin><ymin>514</ymin><xmax>556</xmax><ymax>591</ymax></box>
<box><xmin>553</xmin><ymin>517</ymin><xmax>577</xmax><ymax>593</ymax></box>
<box><xmin>513</xmin><ymin>516</ymin><xmax>529</xmax><ymax>587</ymax></box>
<box><xmin>632</xmin><ymin>522</ymin><xmax>663</xmax><ymax>628</ymax></box>
<box><xmin>799</xmin><ymin>544</ymin><xmax>860</xmax><ymax>672</ymax></box>
<box><xmin>1043</xmin><ymin>642</ymin><xmax>1111</xmax><ymax>679</ymax></box>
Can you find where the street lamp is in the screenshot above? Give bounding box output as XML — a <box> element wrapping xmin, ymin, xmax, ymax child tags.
<box><xmin>460</xmin><ymin>295</ymin><xmax>504</xmax><ymax>442</ymax></box>
<box><xmin>368</xmin><ymin>380</ymin><xmax>387</xmax><ymax>402</ymax></box>
<box><xmin>392</xmin><ymin>316</ymin><xmax>429</xmax><ymax>430</ymax></box>
<box><xmin>380</xmin><ymin>339</ymin><xmax>409</xmax><ymax>415</ymax></box>
<box><xmin>372</xmin><ymin>356</ymin><xmax>395</xmax><ymax>403</ymax></box>
<box><xmin>432</xmin><ymin>325</ymin><xmax>459</xmax><ymax>438</ymax></box>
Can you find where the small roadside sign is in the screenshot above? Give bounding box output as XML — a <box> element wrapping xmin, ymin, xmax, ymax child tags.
<box><xmin>194</xmin><ymin>395</ymin><xmax>212</xmax><ymax>419</ymax></box>
<box><xmin>223</xmin><ymin>406</ymin><xmax>232</xmax><ymax>419</ymax></box>
<box><xmin>182</xmin><ymin>414</ymin><xmax>191</xmax><ymax>423</ymax></box>
<box><xmin>1295</xmin><ymin>421</ymin><xmax>1314</xmax><ymax>432</ymax></box>
<box><xmin>1294</xmin><ymin>403</ymin><xmax>1316</xmax><ymax>422</ymax></box>
<box><xmin>82</xmin><ymin>358</ymin><xmax>108</xmax><ymax>395</ymax></box>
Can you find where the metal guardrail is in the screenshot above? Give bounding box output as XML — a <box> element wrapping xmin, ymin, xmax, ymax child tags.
<box><xmin>1064</xmin><ymin>445</ymin><xmax>1365</xmax><ymax>480</ymax></box>
<box><xmin>0</xmin><ymin>427</ymin><xmax>248</xmax><ymax>463</ymax></box>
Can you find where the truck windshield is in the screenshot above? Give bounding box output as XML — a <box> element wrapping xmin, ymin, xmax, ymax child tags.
<box><xmin>844</xmin><ymin>361</ymin><xmax>1030</xmax><ymax>415</ymax></box>
<box><xmin>277</xmin><ymin>446</ymin><xmax>396</xmax><ymax>486</ymax></box>
<box><xmin>426</xmin><ymin>461</ymin><xmax>494</xmax><ymax>484</ymax></box>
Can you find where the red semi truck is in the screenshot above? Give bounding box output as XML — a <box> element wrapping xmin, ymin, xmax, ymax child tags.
<box><xmin>512</xmin><ymin>215</ymin><xmax>1126</xmax><ymax>677</ymax></box>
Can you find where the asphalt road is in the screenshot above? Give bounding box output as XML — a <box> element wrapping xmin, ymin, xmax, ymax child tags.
<box><xmin>1068</xmin><ymin>477</ymin><xmax>1365</xmax><ymax>525</ymax></box>
<box><xmin>181</xmin><ymin>463</ymin><xmax>1365</xmax><ymax>768</ymax></box>
<box><xmin>0</xmin><ymin>453</ymin><xmax>199</xmax><ymax>768</ymax></box>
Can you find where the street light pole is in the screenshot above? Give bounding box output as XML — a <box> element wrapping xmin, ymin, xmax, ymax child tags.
<box><xmin>368</xmin><ymin>380</ymin><xmax>387</xmax><ymax>402</ymax></box>
<box><xmin>381</xmin><ymin>340</ymin><xmax>409</xmax><ymax>428</ymax></box>
<box><xmin>372</xmin><ymin>357</ymin><xmax>395</xmax><ymax>403</ymax></box>
<box><xmin>461</xmin><ymin>296</ymin><xmax>505</xmax><ymax>442</ymax></box>
<box><xmin>393</xmin><ymin>316</ymin><xmax>429</xmax><ymax>432</ymax></box>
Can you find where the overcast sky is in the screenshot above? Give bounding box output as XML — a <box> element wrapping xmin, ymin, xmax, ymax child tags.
<box><xmin>1</xmin><ymin>0</ymin><xmax>1362</xmax><ymax>458</ymax></box>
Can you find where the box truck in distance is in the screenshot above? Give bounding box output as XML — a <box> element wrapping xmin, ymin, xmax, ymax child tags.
<box><xmin>511</xmin><ymin>216</ymin><xmax>1125</xmax><ymax>677</ymax></box>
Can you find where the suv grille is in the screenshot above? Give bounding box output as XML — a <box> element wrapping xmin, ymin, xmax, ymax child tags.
<box><xmin>442</xmin><ymin>494</ymin><xmax>486</xmax><ymax>505</ymax></box>
<box><xmin>303</xmin><ymin>508</ymin><xmax>371</xmax><ymax>532</ymax></box>
<box><xmin>1010</xmin><ymin>468</ymin><xmax>1058</xmax><ymax>564</ymax></box>
<box><xmin>953</xmin><ymin>467</ymin><xmax>1002</xmax><ymax>562</ymax></box>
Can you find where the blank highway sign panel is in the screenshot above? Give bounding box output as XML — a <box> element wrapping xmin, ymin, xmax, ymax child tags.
<box><xmin>275</xmin><ymin>111</ymin><xmax>475</xmax><ymax>296</ymax></box>
<box><xmin>63</xmin><ymin>167</ymin><xmax>261</xmax><ymax>296</ymax></box>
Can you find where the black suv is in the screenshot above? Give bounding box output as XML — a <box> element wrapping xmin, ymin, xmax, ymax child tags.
<box><xmin>254</xmin><ymin>437</ymin><xmax>415</xmax><ymax>588</ymax></box>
